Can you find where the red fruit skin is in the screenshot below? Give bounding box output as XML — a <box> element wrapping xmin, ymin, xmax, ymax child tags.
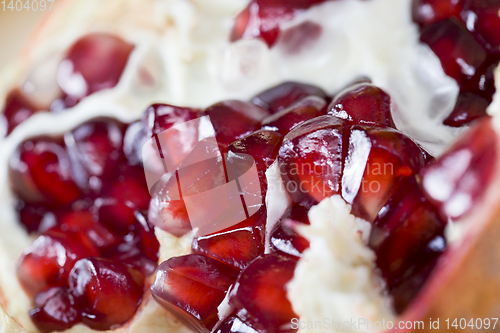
<box><xmin>412</xmin><ymin>0</ymin><xmax>464</xmax><ymax>27</ymax></box>
<box><xmin>17</xmin><ymin>228</ymin><xmax>99</xmax><ymax>297</ymax></box>
<box><xmin>192</xmin><ymin>207</ymin><xmax>267</xmax><ymax>270</ymax></box>
<box><xmin>203</xmin><ymin>100</ymin><xmax>270</xmax><ymax>146</ymax></box>
<box><xmin>278</xmin><ymin>115</ymin><xmax>347</xmax><ymax>207</ymax></box>
<box><xmin>462</xmin><ymin>0</ymin><xmax>500</xmax><ymax>51</ymax></box>
<box><xmin>328</xmin><ymin>83</ymin><xmax>396</xmax><ymax>128</ymax></box>
<box><xmin>270</xmin><ymin>204</ymin><xmax>310</xmax><ymax>258</ymax></box>
<box><xmin>64</xmin><ymin>117</ymin><xmax>126</xmax><ymax>191</ymax></box>
<box><xmin>230</xmin><ymin>0</ymin><xmax>327</xmax><ymax>47</ymax></box>
<box><xmin>229</xmin><ymin>254</ymin><xmax>298</xmax><ymax>333</ymax></box>
<box><xmin>9</xmin><ymin>137</ymin><xmax>82</xmax><ymax>206</ymax></box>
<box><xmin>30</xmin><ymin>287</ymin><xmax>82</xmax><ymax>333</ymax></box>
<box><xmin>343</xmin><ymin>126</ymin><xmax>427</xmax><ymax>222</ymax></box>
<box><xmin>443</xmin><ymin>91</ymin><xmax>490</xmax><ymax>126</ymax></box>
<box><xmin>68</xmin><ymin>258</ymin><xmax>145</xmax><ymax>330</ymax></box>
<box><xmin>57</xmin><ymin>33</ymin><xmax>134</xmax><ymax>102</ymax></box>
<box><xmin>151</xmin><ymin>254</ymin><xmax>239</xmax><ymax>333</ymax></box>
<box><xmin>252</xmin><ymin>81</ymin><xmax>328</xmax><ymax>114</ymax></box>
<box><xmin>262</xmin><ymin>96</ymin><xmax>328</xmax><ymax>135</ymax></box>
<box><xmin>420</xmin><ymin>18</ymin><xmax>488</xmax><ymax>88</ymax></box>
<box><xmin>142</xmin><ymin>103</ymin><xmax>201</xmax><ymax>138</ymax></box>
<box><xmin>368</xmin><ymin>176</ymin><xmax>447</xmax><ymax>290</ymax></box>
<box><xmin>422</xmin><ymin>117</ymin><xmax>498</xmax><ymax>220</ymax></box>
<box><xmin>0</xmin><ymin>89</ymin><xmax>37</xmax><ymax>137</ymax></box>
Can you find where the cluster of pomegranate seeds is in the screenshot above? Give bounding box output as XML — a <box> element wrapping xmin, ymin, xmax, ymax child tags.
<box><xmin>413</xmin><ymin>0</ymin><xmax>500</xmax><ymax>126</ymax></box>
<box><xmin>12</xmin><ymin>117</ymin><xmax>159</xmax><ymax>332</ymax></box>
<box><xmin>147</xmin><ymin>80</ymin><xmax>455</xmax><ymax>332</ymax></box>
<box><xmin>230</xmin><ymin>0</ymin><xmax>329</xmax><ymax>48</ymax></box>
<box><xmin>0</xmin><ymin>33</ymin><xmax>133</xmax><ymax>137</ymax></box>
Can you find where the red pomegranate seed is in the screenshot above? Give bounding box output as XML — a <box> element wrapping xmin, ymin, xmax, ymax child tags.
<box><xmin>0</xmin><ymin>89</ymin><xmax>37</xmax><ymax>137</ymax></box>
<box><xmin>57</xmin><ymin>33</ymin><xmax>133</xmax><ymax>102</ymax></box>
<box><xmin>142</xmin><ymin>103</ymin><xmax>201</xmax><ymax>138</ymax></box>
<box><xmin>16</xmin><ymin>201</ymin><xmax>53</xmax><ymax>233</ymax></box>
<box><xmin>230</xmin><ymin>0</ymin><xmax>326</xmax><ymax>47</ymax></box>
<box><xmin>420</xmin><ymin>18</ymin><xmax>488</xmax><ymax>88</ymax></box>
<box><xmin>101</xmin><ymin>212</ymin><xmax>160</xmax><ymax>276</ymax></box>
<box><xmin>229</xmin><ymin>254</ymin><xmax>298</xmax><ymax>332</ymax></box>
<box><xmin>422</xmin><ymin>117</ymin><xmax>498</xmax><ymax>219</ymax></box>
<box><xmin>279</xmin><ymin>21</ymin><xmax>323</xmax><ymax>54</ymax></box>
<box><xmin>412</xmin><ymin>0</ymin><xmax>464</xmax><ymax>27</ymax></box>
<box><xmin>443</xmin><ymin>91</ymin><xmax>490</xmax><ymax>126</ymax></box>
<box><xmin>262</xmin><ymin>96</ymin><xmax>328</xmax><ymax>134</ymax></box>
<box><xmin>278</xmin><ymin>116</ymin><xmax>347</xmax><ymax>207</ymax></box>
<box><xmin>328</xmin><ymin>83</ymin><xmax>396</xmax><ymax>128</ymax></box>
<box><xmin>30</xmin><ymin>287</ymin><xmax>82</xmax><ymax>333</ymax></box>
<box><xmin>10</xmin><ymin>137</ymin><xmax>82</xmax><ymax>206</ymax></box>
<box><xmin>17</xmin><ymin>228</ymin><xmax>99</xmax><ymax>297</ymax></box>
<box><xmin>228</xmin><ymin>129</ymin><xmax>283</xmax><ymax>197</ymax></box>
<box><xmin>191</xmin><ymin>207</ymin><xmax>266</xmax><ymax>269</ymax></box>
<box><xmin>270</xmin><ymin>204</ymin><xmax>310</xmax><ymax>258</ymax></box>
<box><xmin>252</xmin><ymin>81</ymin><xmax>328</xmax><ymax>114</ymax></box>
<box><xmin>389</xmin><ymin>238</ymin><xmax>445</xmax><ymax>313</ymax></box>
<box><xmin>56</xmin><ymin>209</ymin><xmax>120</xmax><ymax>251</ymax></box>
<box><xmin>65</xmin><ymin>118</ymin><xmax>126</xmax><ymax>191</ymax></box>
<box><xmin>462</xmin><ymin>0</ymin><xmax>500</xmax><ymax>51</ymax></box>
<box><xmin>343</xmin><ymin>126</ymin><xmax>427</xmax><ymax>222</ymax></box>
<box><xmin>123</xmin><ymin>121</ymin><xmax>148</xmax><ymax>166</ymax></box>
<box><xmin>151</xmin><ymin>254</ymin><xmax>239</xmax><ymax>332</ymax></box>
<box><xmin>68</xmin><ymin>257</ymin><xmax>145</xmax><ymax>330</ymax></box>
<box><xmin>203</xmin><ymin>101</ymin><xmax>269</xmax><ymax>146</ymax></box>
<box><xmin>368</xmin><ymin>176</ymin><xmax>447</xmax><ymax>288</ymax></box>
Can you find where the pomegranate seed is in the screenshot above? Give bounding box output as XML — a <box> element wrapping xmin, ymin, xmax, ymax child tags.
<box><xmin>389</xmin><ymin>238</ymin><xmax>445</xmax><ymax>313</ymax></box>
<box><xmin>252</xmin><ymin>81</ymin><xmax>328</xmax><ymax>114</ymax></box>
<box><xmin>16</xmin><ymin>201</ymin><xmax>53</xmax><ymax>233</ymax></box>
<box><xmin>343</xmin><ymin>126</ymin><xmax>427</xmax><ymax>222</ymax></box>
<box><xmin>228</xmin><ymin>129</ymin><xmax>283</xmax><ymax>196</ymax></box>
<box><xmin>229</xmin><ymin>254</ymin><xmax>298</xmax><ymax>332</ymax></box>
<box><xmin>65</xmin><ymin>117</ymin><xmax>126</xmax><ymax>191</ymax></box>
<box><xmin>123</xmin><ymin>121</ymin><xmax>148</xmax><ymax>166</ymax></box>
<box><xmin>443</xmin><ymin>91</ymin><xmax>490</xmax><ymax>126</ymax></box>
<box><xmin>270</xmin><ymin>204</ymin><xmax>310</xmax><ymax>258</ymax></box>
<box><xmin>68</xmin><ymin>257</ymin><xmax>145</xmax><ymax>330</ymax></box>
<box><xmin>0</xmin><ymin>89</ymin><xmax>37</xmax><ymax>137</ymax></box>
<box><xmin>57</xmin><ymin>33</ymin><xmax>133</xmax><ymax>102</ymax></box>
<box><xmin>151</xmin><ymin>254</ymin><xmax>239</xmax><ymax>332</ymax></box>
<box><xmin>368</xmin><ymin>176</ymin><xmax>447</xmax><ymax>288</ymax></box>
<box><xmin>278</xmin><ymin>116</ymin><xmax>346</xmax><ymax>207</ymax></box>
<box><xmin>230</xmin><ymin>0</ymin><xmax>327</xmax><ymax>47</ymax></box>
<box><xmin>17</xmin><ymin>228</ymin><xmax>99</xmax><ymax>297</ymax></box>
<box><xmin>420</xmin><ymin>18</ymin><xmax>488</xmax><ymax>88</ymax></box>
<box><xmin>102</xmin><ymin>212</ymin><xmax>160</xmax><ymax>276</ymax></box>
<box><xmin>328</xmin><ymin>83</ymin><xmax>396</xmax><ymax>128</ymax></box>
<box><xmin>10</xmin><ymin>137</ymin><xmax>82</xmax><ymax>206</ymax></box>
<box><xmin>412</xmin><ymin>0</ymin><xmax>464</xmax><ymax>27</ymax></box>
<box><xmin>422</xmin><ymin>117</ymin><xmax>498</xmax><ymax>219</ymax></box>
<box><xmin>462</xmin><ymin>0</ymin><xmax>500</xmax><ymax>51</ymax></box>
<box><xmin>192</xmin><ymin>207</ymin><xmax>266</xmax><ymax>269</ymax></box>
<box><xmin>262</xmin><ymin>96</ymin><xmax>328</xmax><ymax>134</ymax></box>
<box><xmin>56</xmin><ymin>209</ymin><xmax>120</xmax><ymax>251</ymax></box>
<box><xmin>142</xmin><ymin>103</ymin><xmax>201</xmax><ymax>138</ymax></box>
<box><xmin>279</xmin><ymin>21</ymin><xmax>323</xmax><ymax>54</ymax></box>
<box><xmin>203</xmin><ymin>101</ymin><xmax>269</xmax><ymax>146</ymax></box>
<box><xmin>30</xmin><ymin>287</ymin><xmax>82</xmax><ymax>333</ymax></box>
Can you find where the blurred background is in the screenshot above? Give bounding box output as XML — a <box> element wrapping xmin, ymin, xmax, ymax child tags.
<box><xmin>0</xmin><ymin>10</ymin><xmax>45</xmax><ymax>70</ymax></box>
